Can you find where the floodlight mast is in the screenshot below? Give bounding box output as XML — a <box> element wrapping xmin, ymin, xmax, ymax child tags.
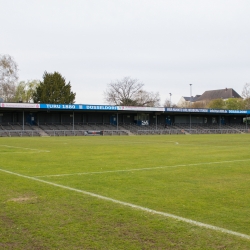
<box><xmin>189</xmin><ymin>84</ymin><xmax>192</xmax><ymax>130</ymax></box>
<box><xmin>190</xmin><ymin>84</ymin><xmax>192</xmax><ymax>108</ymax></box>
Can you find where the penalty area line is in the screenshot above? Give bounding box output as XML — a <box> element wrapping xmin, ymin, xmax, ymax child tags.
<box><xmin>34</xmin><ymin>158</ymin><xmax>250</xmax><ymax>178</ymax></box>
<box><xmin>0</xmin><ymin>168</ymin><xmax>250</xmax><ymax>240</ymax></box>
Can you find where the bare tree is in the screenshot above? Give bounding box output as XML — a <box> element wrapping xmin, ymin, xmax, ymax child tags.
<box><xmin>135</xmin><ymin>90</ymin><xmax>160</xmax><ymax>107</ymax></box>
<box><xmin>242</xmin><ymin>83</ymin><xmax>250</xmax><ymax>109</ymax></box>
<box><xmin>104</xmin><ymin>77</ymin><xmax>160</xmax><ymax>106</ymax></box>
<box><xmin>163</xmin><ymin>98</ymin><xmax>177</xmax><ymax>107</ymax></box>
<box><xmin>0</xmin><ymin>54</ymin><xmax>18</xmax><ymax>102</ymax></box>
<box><xmin>163</xmin><ymin>99</ymin><xmax>171</xmax><ymax>107</ymax></box>
<box><xmin>242</xmin><ymin>83</ymin><xmax>250</xmax><ymax>99</ymax></box>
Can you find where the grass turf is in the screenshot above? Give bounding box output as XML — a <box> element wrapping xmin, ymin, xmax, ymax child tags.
<box><xmin>0</xmin><ymin>134</ymin><xmax>250</xmax><ymax>249</ymax></box>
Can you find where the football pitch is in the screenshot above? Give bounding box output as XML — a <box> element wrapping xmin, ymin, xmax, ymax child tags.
<box><xmin>1</xmin><ymin>134</ymin><xmax>250</xmax><ymax>249</ymax></box>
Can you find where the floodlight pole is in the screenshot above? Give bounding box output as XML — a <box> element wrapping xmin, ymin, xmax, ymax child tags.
<box><xmin>169</xmin><ymin>93</ymin><xmax>172</xmax><ymax>107</ymax></box>
<box><xmin>190</xmin><ymin>84</ymin><xmax>192</xmax><ymax>108</ymax></box>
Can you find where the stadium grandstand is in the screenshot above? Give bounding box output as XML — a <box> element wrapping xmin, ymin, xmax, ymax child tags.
<box><xmin>0</xmin><ymin>102</ymin><xmax>249</xmax><ymax>137</ymax></box>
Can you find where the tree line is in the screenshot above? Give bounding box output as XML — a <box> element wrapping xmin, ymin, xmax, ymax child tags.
<box><xmin>1</xmin><ymin>54</ymin><xmax>250</xmax><ymax>109</ymax></box>
<box><xmin>0</xmin><ymin>54</ymin><xmax>75</xmax><ymax>104</ymax></box>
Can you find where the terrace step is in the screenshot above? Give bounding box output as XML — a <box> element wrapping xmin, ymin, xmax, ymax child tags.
<box><xmin>33</xmin><ymin>126</ymin><xmax>50</xmax><ymax>137</ymax></box>
<box><xmin>118</xmin><ymin>126</ymin><xmax>135</xmax><ymax>135</ymax></box>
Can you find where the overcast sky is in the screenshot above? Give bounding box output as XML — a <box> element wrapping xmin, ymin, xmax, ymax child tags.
<box><xmin>1</xmin><ymin>0</ymin><xmax>250</xmax><ymax>105</ymax></box>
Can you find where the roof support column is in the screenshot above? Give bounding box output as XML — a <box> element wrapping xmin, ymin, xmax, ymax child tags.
<box><xmin>117</xmin><ymin>113</ymin><xmax>118</xmax><ymax>131</ymax></box>
<box><xmin>156</xmin><ymin>114</ymin><xmax>157</xmax><ymax>130</ymax></box>
<box><xmin>23</xmin><ymin>110</ymin><xmax>24</xmax><ymax>131</ymax></box>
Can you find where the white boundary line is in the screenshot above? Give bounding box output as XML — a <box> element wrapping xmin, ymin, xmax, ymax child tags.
<box><xmin>34</xmin><ymin>159</ymin><xmax>250</xmax><ymax>178</ymax></box>
<box><xmin>0</xmin><ymin>168</ymin><xmax>249</xmax><ymax>240</ymax></box>
<box><xmin>0</xmin><ymin>145</ymin><xmax>50</xmax><ymax>153</ymax></box>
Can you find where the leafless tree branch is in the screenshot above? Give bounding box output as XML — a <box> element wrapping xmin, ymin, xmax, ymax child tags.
<box><xmin>0</xmin><ymin>54</ymin><xmax>18</xmax><ymax>102</ymax></box>
<box><xmin>104</xmin><ymin>77</ymin><xmax>160</xmax><ymax>107</ymax></box>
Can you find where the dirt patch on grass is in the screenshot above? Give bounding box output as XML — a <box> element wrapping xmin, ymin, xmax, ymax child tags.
<box><xmin>6</xmin><ymin>196</ymin><xmax>37</xmax><ymax>203</ymax></box>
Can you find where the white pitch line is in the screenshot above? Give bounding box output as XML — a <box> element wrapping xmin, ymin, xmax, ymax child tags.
<box><xmin>0</xmin><ymin>152</ymin><xmax>41</xmax><ymax>154</ymax></box>
<box><xmin>82</xmin><ymin>140</ymin><xmax>180</xmax><ymax>145</ymax></box>
<box><xmin>0</xmin><ymin>145</ymin><xmax>50</xmax><ymax>153</ymax></box>
<box><xmin>0</xmin><ymin>168</ymin><xmax>249</xmax><ymax>240</ymax></box>
<box><xmin>34</xmin><ymin>159</ymin><xmax>250</xmax><ymax>178</ymax></box>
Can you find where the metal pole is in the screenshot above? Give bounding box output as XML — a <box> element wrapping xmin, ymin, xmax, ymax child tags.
<box><xmin>117</xmin><ymin>113</ymin><xmax>118</xmax><ymax>131</ymax></box>
<box><xmin>23</xmin><ymin>111</ymin><xmax>24</xmax><ymax>131</ymax></box>
<box><xmin>73</xmin><ymin>112</ymin><xmax>74</xmax><ymax>131</ymax></box>
<box><xmin>190</xmin><ymin>84</ymin><xmax>192</xmax><ymax>107</ymax></box>
<box><xmin>156</xmin><ymin>114</ymin><xmax>157</xmax><ymax>130</ymax></box>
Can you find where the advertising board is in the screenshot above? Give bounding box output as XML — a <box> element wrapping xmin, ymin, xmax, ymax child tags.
<box><xmin>0</xmin><ymin>103</ymin><xmax>249</xmax><ymax>114</ymax></box>
<box><xmin>0</xmin><ymin>103</ymin><xmax>40</xmax><ymax>108</ymax></box>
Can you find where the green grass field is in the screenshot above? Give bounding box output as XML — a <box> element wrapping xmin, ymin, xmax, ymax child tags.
<box><xmin>1</xmin><ymin>134</ymin><xmax>250</xmax><ymax>249</ymax></box>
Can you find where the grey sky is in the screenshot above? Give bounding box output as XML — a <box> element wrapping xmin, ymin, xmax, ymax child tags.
<box><xmin>1</xmin><ymin>0</ymin><xmax>250</xmax><ymax>105</ymax></box>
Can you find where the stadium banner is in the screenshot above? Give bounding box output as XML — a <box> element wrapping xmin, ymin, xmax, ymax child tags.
<box><xmin>1</xmin><ymin>103</ymin><xmax>249</xmax><ymax>114</ymax></box>
<box><xmin>40</xmin><ymin>104</ymin><xmax>164</xmax><ymax>111</ymax></box>
<box><xmin>228</xmin><ymin>110</ymin><xmax>250</xmax><ymax>114</ymax></box>
<box><xmin>0</xmin><ymin>103</ymin><xmax>40</xmax><ymax>108</ymax></box>
<box><xmin>40</xmin><ymin>104</ymin><xmax>118</xmax><ymax>110</ymax></box>
<box><xmin>117</xmin><ymin>106</ymin><xmax>165</xmax><ymax>111</ymax></box>
<box><xmin>166</xmin><ymin>108</ymin><xmax>209</xmax><ymax>113</ymax></box>
<box><xmin>165</xmin><ymin>107</ymin><xmax>250</xmax><ymax>114</ymax></box>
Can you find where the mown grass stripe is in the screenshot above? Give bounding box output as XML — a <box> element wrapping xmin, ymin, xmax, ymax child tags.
<box><xmin>0</xmin><ymin>167</ymin><xmax>250</xmax><ymax>240</ymax></box>
<box><xmin>34</xmin><ymin>159</ymin><xmax>250</xmax><ymax>177</ymax></box>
